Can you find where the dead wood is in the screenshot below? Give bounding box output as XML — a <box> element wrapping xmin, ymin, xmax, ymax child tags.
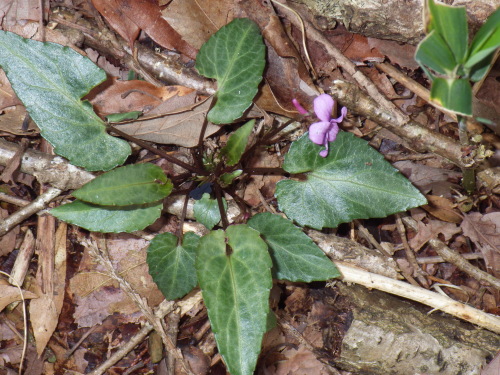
<box><xmin>292</xmin><ymin>0</ymin><xmax>498</xmax><ymax>44</ymax></box>
<box><xmin>332</xmin><ymin>283</ymin><xmax>499</xmax><ymax>374</ymax></box>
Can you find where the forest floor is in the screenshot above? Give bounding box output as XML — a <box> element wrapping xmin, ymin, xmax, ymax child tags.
<box><xmin>0</xmin><ymin>0</ymin><xmax>499</xmax><ymax>374</ymax></box>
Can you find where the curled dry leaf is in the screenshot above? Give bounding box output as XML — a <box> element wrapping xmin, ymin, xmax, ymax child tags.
<box><xmin>0</xmin><ymin>285</ymin><xmax>37</xmax><ymax>312</ymax></box>
<box><xmin>88</xmin><ymin>78</ymin><xmax>194</xmax><ymax>117</ymax></box>
<box><xmin>116</xmin><ymin>92</ymin><xmax>220</xmax><ymax>147</ymax></box>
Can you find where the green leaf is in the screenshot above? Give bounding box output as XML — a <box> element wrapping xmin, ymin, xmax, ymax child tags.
<box><xmin>248</xmin><ymin>213</ymin><xmax>341</xmax><ymax>282</ymax></box>
<box><xmin>220</xmin><ymin>170</ymin><xmax>243</xmax><ymax>185</ymax></box>
<box><xmin>196</xmin><ymin>225</ymin><xmax>272</xmax><ymax>375</ymax></box>
<box><xmin>415</xmin><ymin>31</ymin><xmax>458</xmax><ymax>75</ymax></box>
<box><xmin>147</xmin><ymin>232</ymin><xmax>199</xmax><ymax>300</ymax></box>
<box><xmin>220</xmin><ymin>119</ymin><xmax>255</xmax><ymax>166</ymax></box>
<box><xmin>464</xmin><ymin>7</ymin><xmax>500</xmax><ymax>81</ymax></box>
<box><xmin>73</xmin><ymin>163</ymin><xmax>173</xmax><ymax>206</ymax></box>
<box><xmin>430</xmin><ymin>78</ymin><xmax>472</xmax><ymax>116</ymax></box>
<box><xmin>426</xmin><ymin>0</ymin><xmax>468</xmax><ymax>64</ymax></box>
<box><xmin>275</xmin><ymin>132</ymin><xmax>427</xmax><ymax>229</ymax></box>
<box><xmin>106</xmin><ymin>111</ymin><xmax>143</xmax><ymax>123</ymax></box>
<box><xmin>193</xmin><ymin>193</ymin><xmax>227</xmax><ymax>230</ymax></box>
<box><xmin>51</xmin><ymin>200</ymin><xmax>162</xmax><ymax>233</ymax></box>
<box><xmin>0</xmin><ymin>31</ymin><xmax>131</xmax><ymax>171</ymax></box>
<box><xmin>195</xmin><ymin>19</ymin><xmax>265</xmax><ymax>124</ymax></box>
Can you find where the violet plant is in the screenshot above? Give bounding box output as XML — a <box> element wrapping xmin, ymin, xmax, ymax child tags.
<box><xmin>0</xmin><ymin>18</ymin><xmax>427</xmax><ymax>375</ymax></box>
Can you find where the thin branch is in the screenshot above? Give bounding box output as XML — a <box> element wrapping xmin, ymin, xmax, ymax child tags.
<box><xmin>335</xmin><ymin>261</ymin><xmax>500</xmax><ymax>334</ymax></box>
<box><xmin>429</xmin><ymin>239</ymin><xmax>500</xmax><ymax>290</ymax></box>
<box><xmin>0</xmin><ymin>187</ymin><xmax>61</xmax><ymax>237</ymax></box>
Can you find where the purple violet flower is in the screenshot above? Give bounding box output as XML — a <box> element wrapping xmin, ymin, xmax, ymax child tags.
<box><xmin>309</xmin><ymin>94</ymin><xmax>347</xmax><ymax>157</ymax></box>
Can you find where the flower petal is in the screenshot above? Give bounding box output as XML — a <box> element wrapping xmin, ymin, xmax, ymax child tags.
<box><xmin>319</xmin><ymin>149</ymin><xmax>329</xmax><ymax>158</ymax></box>
<box><xmin>309</xmin><ymin>121</ymin><xmax>330</xmax><ymax>145</ymax></box>
<box><xmin>331</xmin><ymin>106</ymin><xmax>348</xmax><ymax>123</ymax></box>
<box><xmin>292</xmin><ymin>98</ymin><xmax>309</xmax><ymax>115</ymax></box>
<box><xmin>313</xmin><ymin>94</ymin><xmax>334</xmax><ymax>123</ymax></box>
<box><xmin>326</xmin><ymin>122</ymin><xmax>339</xmax><ymax>142</ymax></box>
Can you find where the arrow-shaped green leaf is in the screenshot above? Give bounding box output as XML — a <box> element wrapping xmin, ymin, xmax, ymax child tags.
<box><xmin>0</xmin><ymin>31</ymin><xmax>130</xmax><ymax>171</ymax></box>
<box><xmin>196</xmin><ymin>225</ymin><xmax>272</xmax><ymax>375</ymax></box>
<box><xmin>196</xmin><ymin>19</ymin><xmax>265</xmax><ymax>124</ymax></box>
<box><xmin>275</xmin><ymin>132</ymin><xmax>427</xmax><ymax>229</ymax></box>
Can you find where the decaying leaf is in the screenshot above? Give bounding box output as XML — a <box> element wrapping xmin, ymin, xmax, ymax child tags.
<box><xmin>29</xmin><ymin>294</ymin><xmax>58</xmax><ymax>356</ymax></box>
<box><xmin>461</xmin><ymin>212</ymin><xmax>500</xmax><ymax>278</ymax></box>
<box><xmin>409</xmin><ymin>219</ymin><xmax>461</xmax><ymax>252</ymax></box>
<box><xmin>0</xmin><ymin>284</ymin><xmax>37</xmax><ymax>312</ymax></box>
<box><xmin>162</xmin><ymin>0</ymin><xmax>234</xmax><ymax>49</ymax></box>
<box><xmin>69</xmin><ymin>233</ymin><xmax>164</xmax><ymax>327</ymax></box>
<box><xmin>116</xmin><ymin>92</ymin><xmax>220</xmax><ymax>147</ymax></box>
<box><xmin>89</xmin><ymin>79</ymin><xmax>194</xmax><ymax>118</ymax></box>
<box><xmin>92</xmin><ymin>0</ymin><xmax>197</xmax><ymax>59</ymax></box>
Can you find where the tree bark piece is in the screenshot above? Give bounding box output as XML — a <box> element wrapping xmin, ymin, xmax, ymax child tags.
<box><xmin>332</xmin><ymin>283</ymin><xmax>500</xmax><ymax>374</ymax></box>
<box><xmin>292</xmin><ymin>0</ymin><xmax>498</xmax><ymax>44</ymax></box>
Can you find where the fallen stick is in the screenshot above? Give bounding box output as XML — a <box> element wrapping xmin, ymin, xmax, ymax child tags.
<box><xmin>335</xmin><ymin>261</ymin><xmax>500</xmax><ymax>334</ymax></box>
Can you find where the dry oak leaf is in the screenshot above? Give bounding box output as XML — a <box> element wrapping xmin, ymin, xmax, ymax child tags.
<box><xmin>29</xmin><ymin>294</ymin><xmax>58</xmax><ymax>356</ymax></box>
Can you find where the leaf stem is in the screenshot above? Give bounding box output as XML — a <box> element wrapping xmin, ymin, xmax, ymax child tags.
<box><xmin>107</xmin><ymin>125</ymin><xmax>208</xmax><ymax>175</ymax></box>
<box><xmin>457</xmin><ymin>115</ymin><xmax>476</xmax><ymax>193</ymax></box>
<box><xmin>214</xmin><ymin>183</ymin><xmax>229</xmax><ymax>229</ymax></box>
<box><xmin>242</xmin><ymin>167</ymin><xmax>286</xmax><ymax>175</ymax></box>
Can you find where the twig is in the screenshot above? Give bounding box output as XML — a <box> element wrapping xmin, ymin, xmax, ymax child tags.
<box><xmin>0</xmin><ymin>193</ymin><xmax>30</xmax><ymax>207</ymax></box>
<box><xmin>65</xmin><ymin>325</ymin><xmax>99</xmax><ymax>359</ymax></box>
<box><xmin>0</xmin><ymin>138</ymin><xmax>94</xmax><ymax>190</ymax></box>
<box><xmin>395</xmin><ymin>214</ymin><xmax>428</xmax><ymax>287</ymax></box>
<box><xmin>413</xmin><ymin>253</ymin><xmax>484</xmax><ymax>264</ymax></box>
<box><xmin>0</xmin><ymin>187</ymin><xmax>61</xmax><ymax>237</ymax></box>
<box><xmin>335</xmin><ymin>261</ymin><xmax>500</xmax><ymax>334</ymax></box>
<box><xmin>429</xmin><ymin>239</ymin><xmax>500</xmax><ymax>290</ymax></box>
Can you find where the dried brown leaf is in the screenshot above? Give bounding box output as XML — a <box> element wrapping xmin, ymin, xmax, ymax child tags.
<box><xmin>0</xmin><ymin>106</ymin><xmax>38</xmax><ymax>135</ymax></box>
<box><xmin>89</xmin><ymin>78</ymin><xmax>194</xmax><ymax>117</ymax></box>
<box><xmin>0</xmin><ymin>208</ymin><xmax>19</xmax><ymax>257</ymax></box>
<box><xmin>29</xmin><ymin>294</ymin><xmax>58</xmax><ymax>356</ymax></box>
<box><xmin>238</xmin><ymin>2</ymin><xmax>317</xmax><ymax>112</ymax></box>
<box><xmin>93</xmin><ymin>0</ymin><xmax>197</xmax><ymax>59</ymax></box>
<box><xmin>69</xmin><ymin>233</ymin><xmax>164</xmax><ymax>327</ymax></box>
<box><xmin>409</xmin><ymin>220</ymin><xmax>461</xmax><ymax>252</ymax></box>
<box><xmin>461</xmin><ymin>212</ymin><xmax>500</xmax><ymax>278</ymax></box>
<box><xmin>422</xmin><ymin>195</ymin><xmax>463</xmax><ymax>224</ymax></box>
<box><xmin>394</xmin><ymin>160</ymin><xmax>461</xmax><ymax>197</ymax></box>
<box><xmin>116</xmin><ymin>93</ymin><xmax>220</xmax><ymax>147</ymax></box>
<box><xmin>162</xmin><ymin>0</ymin><xmax>234</xmax><ymax>49</ymax></box>
<box><xmin>90</xmin><ymin>0</ymin><xmax>140</xmax><ymax>48</ymax></box>
<box><xmin>0</xmin><ymin>285</ymin><xmax>37</xmax><ymax>311</ymax></box>
<box><xmin>0</xmin><ymin>70</ymin><xmax>21</xmax><ymax>110</ymax></box>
